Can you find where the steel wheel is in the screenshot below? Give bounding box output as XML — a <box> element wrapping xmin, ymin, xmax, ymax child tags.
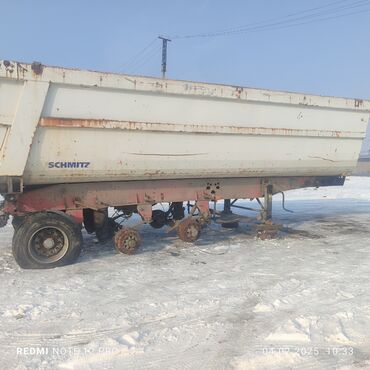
<box><xmin>12</xmin><ymin>215</ymin><xmax>26</xmax><ymax>231</ymax></box>
<box><xmin>114</xmin><ymin>228</ymin><xmax>140</xmax><ymax>254</ymax></box>
<box><xmin>28</xmin><ymin>226</ymin><xmax>69</xmax><ymax>263</ymax></box>
<box><xmin>177</xmin><ymin>218</ymin><xmax>201</xmax><ymax>243</ymax></box>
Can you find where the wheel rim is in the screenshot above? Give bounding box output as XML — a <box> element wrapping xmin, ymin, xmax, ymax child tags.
<box><xmin>115</xmin><ymin>229</ymin><xmax>140</xmax><ymax>254</ymax></box>
<box><xmin>28</xmin><ymin>226</ymin><xmax>69</xmax><ymax>263</ymax></box>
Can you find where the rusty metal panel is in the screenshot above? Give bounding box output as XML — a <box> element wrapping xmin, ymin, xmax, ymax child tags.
<box><xmin>39</xmin><ymin>118</ymin><xmax>364</xmax><ymax>139</ymax></box>
<box><xmin>4</xmin><ymin>176</ymin><xmax>337</xmax><ymax>215</ymax></box>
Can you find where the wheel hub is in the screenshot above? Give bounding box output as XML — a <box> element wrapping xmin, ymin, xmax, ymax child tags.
<box><xmin>187</xmin><ymin>225</ymin><xmax>199</xmax><ymax>238</ymax></box>
<box><xmin>177</xmin><ymin>218</ymin><xmax>201</xmax><ymax>242</ymax></box>
<box><xmin>114</xmin><ymin>228</ymin><xmax>141</xmax><ymax>254</ymax></box>
<box><xmin>124</xmin><ymin>235</ymin><xmax>138</xmax><ymax>249</ymax></box>
<box><xmin>29</xmin><ymin>227</ymin><xmax>68</xmax><ymax>261</ymax></box>
<box><xmin>43</xmin><ymin>237</ymin><xmax>55</xmax><ymax>249</ymax></box>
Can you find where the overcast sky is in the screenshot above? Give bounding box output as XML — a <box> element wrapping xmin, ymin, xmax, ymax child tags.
<box><xmin>2</xmin><ymin>0</ymin><xmax>370</xmax><ymax>153</ymax></box>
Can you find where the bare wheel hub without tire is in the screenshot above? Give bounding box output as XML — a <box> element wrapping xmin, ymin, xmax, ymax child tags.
<box><xmin>177</xmin><ymin>218</ymin><xmax>201</xmax><ymax>242</ymax></box>
<box><xmin>114</xmin><ymin>228</ymin><xmax>141</xmax><ymax>254</ymax></box>
<box><xmin>29</xmin><ymin>227</ymin><xmax>69</xmax><ymax>262</ymax></box>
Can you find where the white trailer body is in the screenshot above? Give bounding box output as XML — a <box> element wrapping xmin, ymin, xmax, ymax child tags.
<box><xmin>0</xmin><ymin>60</ymin><xmax>369</xmax><ymax>190</ymax></box>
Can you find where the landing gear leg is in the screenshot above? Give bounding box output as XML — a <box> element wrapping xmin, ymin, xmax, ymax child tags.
<box><xmin>221</xmin><ymin>199</ymin><xmax>239</xmax><ymax>228</ymax></box>
<box><xmin>262</xmin><ymin>185</ymin><xmax>273</xmax><ymax>222</ymax></box>
<box><xmin>224</xmin><ymin>199</ymin><xmax>231</xmax><ymax>214</ymax></box>
<box><xmin>257</xmin><ymin>185</ymin><xmax>278</xmax><ymax>240</ymax></box>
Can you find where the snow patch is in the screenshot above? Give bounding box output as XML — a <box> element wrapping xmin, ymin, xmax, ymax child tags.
<box><xmin>232</xmin><ymin>351</ymin><xmax>302</xmax><ymax>370</ymax></box>
<box><xmin>253</xmin><ymin>303</ymin><xmax>273</xmax><ymax>313</ymax></box>
<box><xmin>266</xmin><ymin>317</ymin><xmax>315</xmax><ymax>343</ymax></box>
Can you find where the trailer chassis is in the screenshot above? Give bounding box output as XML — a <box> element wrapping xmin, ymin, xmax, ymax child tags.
<box><xmin>2</xmin><ymin>175</ymin><xmax>344</xmax><ymax>268</ymax></box>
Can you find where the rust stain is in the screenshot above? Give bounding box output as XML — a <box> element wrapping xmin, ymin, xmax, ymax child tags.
<box><xmin>39</xmin><ymin>117</ymin><xmax>362</xmax><ymax>139</ymax></box>
<box><xmin>235</xmin><ymin>87</ymin><xmax>243</xmax><ymax>99</ymax></box>
<box><xmin>3</xmin><ymin>60</ymin><xmax>15</xmax><ymax>77</ymax></box>
<box><xmin>128</xmin><ymin>152</ymin><xmax>206</xmax><ymax>157</ymax></box>
<box><xmin>16</xmin><ymin>63</ymin><xmax>28</xmax><ymax>79</ymax></box>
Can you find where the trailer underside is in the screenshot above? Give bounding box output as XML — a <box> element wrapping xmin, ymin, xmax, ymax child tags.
<box><xmin>3</xmin><ymin>175</ymin><xmax>344</xmax><ymax>215</ymax></box>
<box><xmin>1</xmin><ymin>175</ymin><xmax>345</xmax><ymax>269</ymax></box>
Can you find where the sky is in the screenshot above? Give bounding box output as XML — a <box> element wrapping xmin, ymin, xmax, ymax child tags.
<box><xmin>1</xmin><ymin>0</ymin><xmax>370</xmax><ymax>98</ymax></box>
<box><xmin>1</xmin><ymin>0</ymin><xmax>370</xmax><ymax>153</ymax></box>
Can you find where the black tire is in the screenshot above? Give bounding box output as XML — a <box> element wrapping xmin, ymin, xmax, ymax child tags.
<box><xmin>150</xmin><ymin>210</ymin><xmax>167</xmax><ymax>229</ymax></box>
<box><xmin>12</xmin><ymin>212</ymin><xmax>83</xmax><ymax>269</ymax></box>
<box><xmin>82</xmin><ymin>208</ymin><xmax>95</xmax><ymax>234</ymax></box>
<box><xmin>95</xmin><ymin>218</ymin><xmax>117</xmax><ymax>242</ymax></box>
<box><xmin>172</xmin><ymin>202</ymin><xmax>185</xmax><ymax>220</ymax></box>
<box><xmin>12</xmin><ymin>215</ymin><xmax>26</xmax><ymax>231</ymax></box>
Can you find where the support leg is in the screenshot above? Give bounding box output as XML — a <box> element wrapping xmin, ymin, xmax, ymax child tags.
<box><xmin>221</xmin><ymin>199</ymin><xmax>239</xmax><ymax>228</ymax></box>
<box><xmin>223</xmin><ymin>199</ymin><xmax>232</xmax><ymax>214</ymax></box>
<box><xmin>257</xmin><ymin>184</ymin><xmax>279</xmax><ymax>239</ymax></box>
<box><xmin>262</xmin><ymin>185</ymin><xmax>273</xmax><ymax>222</ymax></box>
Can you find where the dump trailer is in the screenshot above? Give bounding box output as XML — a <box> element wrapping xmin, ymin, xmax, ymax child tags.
<box><xmin>0</xmin><ymin>60</ymin><xmax>369</xmax><ymax>268</ymax></box>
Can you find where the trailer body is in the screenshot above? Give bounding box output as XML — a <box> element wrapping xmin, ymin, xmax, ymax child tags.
<box><xmin>1</xmin><ymin>60</ymin><xmax>370</xmax><ymax>269</ymax></box>
<box><xmin>0</xmin><ymin>60</ymin><xmax>369</xmax><ymax>192</ymax></box>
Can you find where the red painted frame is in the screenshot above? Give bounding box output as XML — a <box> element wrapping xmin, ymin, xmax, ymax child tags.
<box><xmin>3</xmin><ymin>176</ymin><xmax>344</xmax><ymax>223</ymax></box>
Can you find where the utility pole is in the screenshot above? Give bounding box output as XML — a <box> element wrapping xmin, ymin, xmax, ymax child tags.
<box><xmin>158</xmin><ymin>36</ymin><xmax>171</xmax><ymax>78</ymax></box>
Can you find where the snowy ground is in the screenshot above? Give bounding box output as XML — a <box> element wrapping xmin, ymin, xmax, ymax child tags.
<box><xmin>1</xmin><ymin>177</ymin><xmax>370</xmax><ymax>369</ymax></box>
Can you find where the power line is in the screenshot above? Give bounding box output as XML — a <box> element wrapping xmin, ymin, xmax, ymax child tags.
<box><xmin>128</xmin><ymin>45</ymin><xmax>162</xmax><ymax>74</ymax></box>
<box><xmin>206</xmin><ymin>3</ymin><xmax>370</xmax><ymax>38</ymax></box>
<box><xmin>119</xmin><ymin>0</ymin><xmax>370</xmax><ymax>75</ymax></box>
<box><xmin>227</xmin><ymin>6</ymin><xmax>370</xmax><ymax>37</ymax></box>
<box><xmin>119</xmin><ymin>38</ymin><xmax>158</xmax><ymax>72</ymax></box>
<box><xmin>222</xmin><ymin>0</ymin><xmax>370</xmax><ymax>36</ymax></box>
<box><xmin>170</xmin><ymin>0</ymin><xmax>370</xmax><ymax>39</ymax></box>
<box><xmin>170</xmin><ymin>0</ymin><xmax>339</xmax><ymax>38</ymax></box>
<box><xmin>171</xmin><ymin>0</ymin><xmax>369</xmax><ymax>38</ymax></box>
